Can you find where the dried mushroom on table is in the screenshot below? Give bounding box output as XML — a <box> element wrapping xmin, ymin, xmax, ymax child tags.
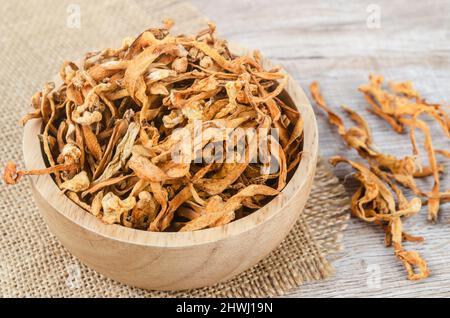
<box><xmin>311</xmin><ymin>78</ymin><xmax>449</xmax><ymax>280</ymax></box>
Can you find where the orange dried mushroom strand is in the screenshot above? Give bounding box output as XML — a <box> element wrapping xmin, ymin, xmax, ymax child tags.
<box><xmin>2</xmin><ymin>21</ymin><xmax>304</xmax><ymax>233</ymax></box>
<box><xmin>358</xmin><ymin>75</ymin><xmax>449</xmax><ymax>222</ymax></box>
<box><xmin>310</xmin><ymin>82</ymin><xmax>431</xmax><ymax>280</ymax></box>
<box><xmin>4</xmin><ymin>161</ymin><xmax>78</xmax><ymax>185</ymax></box>
<box><xmin>310</xmin><ymin>82</ymin><xmax>420</xmax><ymax>194</ymax></box>
<box><xmin>330</xmin><ymin>157</ymin><xmax>429</xmax><ymax>281</ymax></box>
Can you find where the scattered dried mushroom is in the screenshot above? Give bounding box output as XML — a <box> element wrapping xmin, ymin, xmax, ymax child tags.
<box><xmin>311</xmin><ymin>78</ymin><xmax>449</xmax><ymax>280</ymax></box>
<box><xmin>3</xmin><ymin>21</ymin><xmax>304</xmax><ymax>232</ymax></box>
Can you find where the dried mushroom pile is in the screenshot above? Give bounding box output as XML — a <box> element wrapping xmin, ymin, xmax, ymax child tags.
<box><xmin>311</xmin><ymin>77</ymin><xmax>449</xmax><ymax>280</ymax></box>
<box><xmin>3</xmin><ymin>21</ymin><xmax>304</xmax><ymax>232</ymax></box>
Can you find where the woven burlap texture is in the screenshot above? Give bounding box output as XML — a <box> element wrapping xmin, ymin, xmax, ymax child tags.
<box><xmin>0</xmin><ymin>0</ymin><xmax>350</xmax><ymax>297</ymax></box>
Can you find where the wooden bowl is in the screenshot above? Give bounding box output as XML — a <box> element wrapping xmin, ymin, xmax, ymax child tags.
<box><xmin>23</xmin><ymin>44</ymin><xmax>318</xmax><ymax>290</ymax></box>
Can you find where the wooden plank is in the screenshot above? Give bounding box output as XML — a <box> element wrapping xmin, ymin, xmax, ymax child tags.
<box><xmin>191</xmin><ymin>0</ymin><xmax>450</xmax><ymax>297</ymax></box>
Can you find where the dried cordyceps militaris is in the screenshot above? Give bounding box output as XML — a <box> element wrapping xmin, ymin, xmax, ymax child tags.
<box><xmin>330</xmin><ymin>157</ymin><xmax>429</xmax><ymax>281</ymax></box>
<box><xmin>310</xmin><ymin>82</ymin><xmax>422</xmax><ymax>194</ymax></box>
<box><xmin>359</xmin><ymin>75</ymin><xmax>449</xmax><ymax>222</ymax></box>
<box><xmin>311</xmin><ymin>80</ymin><xmax>449</xmax><ymax>280</ymax></box>
<box><xmin>3</xmin><ymin>21</ymin><xmax>304</xmax><ymax>232</ymax></box>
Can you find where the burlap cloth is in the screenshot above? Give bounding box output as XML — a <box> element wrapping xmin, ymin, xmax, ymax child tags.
<box><xmin>0</xmin><ymin>0</ymin><xmax>350</xmax><ymax>297</ymax></box>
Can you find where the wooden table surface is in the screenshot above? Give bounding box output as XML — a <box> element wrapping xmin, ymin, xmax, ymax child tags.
<box><xmin>190</xmin><ymin>0</ymin><xmax>450</xmax><ymax>297</ymax></box>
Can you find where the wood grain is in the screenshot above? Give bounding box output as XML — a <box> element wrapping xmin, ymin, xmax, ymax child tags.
<box><xmin>190</xmin><ymin>0</ymin><xmax>450</xmax><ymax>297</ymax></box>
<box><xmin>22</xmin><ymin>45</ymin><xmax>318</xmax><ymax>291</ymax></box>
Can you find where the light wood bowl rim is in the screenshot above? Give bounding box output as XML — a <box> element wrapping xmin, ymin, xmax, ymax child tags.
<box><xmin>23</xmin><ymin>43</ymin><xmax>318</xmax><ymax>248</ymax></box>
